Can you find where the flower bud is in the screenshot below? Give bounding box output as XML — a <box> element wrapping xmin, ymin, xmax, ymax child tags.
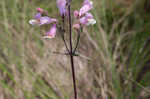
<box><xmin>36</xmin><ymin>8</ymin><xmax>44</xmax><ymax>13</ymax></box>
<box><xmin>74</xmin><ymin>10</ymin><xmax>79</xmax><ymax>18</ymax></box>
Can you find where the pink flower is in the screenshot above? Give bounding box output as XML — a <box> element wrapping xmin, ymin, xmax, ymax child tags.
<box><xmin>79</xmin><ymin>16</ymin><xmax>87</xmax><ymax>25</ymax></box>
<box><xmin>84</xmin><ymin>12</ymin><xmax>93</xmax><ymax>19</ymax></box>
<box><xmin>79</xmin><ymin>13</ymin><xmax>96</xmax><ymax>26</ymax></box>
<box><xmin>73</xmin><ymin>0</ymin><xmax>96</xmax><ymax>27</ymax></box>
<box><xmin>36</xmin><ymin>8</ymin><xmax>44</xmax><ymax>13</ymax></box>
<box><xmin>29</xmin><ymin>13</ymin><xmax>57</xmax><ymax>26</ymax></box>
<box><xmin>29</xmin><ymin>8</ymin><xmax>58</xmax><ymax>39</ymax></box>
<box><xmin>79</xmin><ymin>13</ymin><xmax>93</xmax><ymax>24</ymax></box>
<box><xmin>36</xmin><ymin>7</ymin><xmax>48</xmax><ymax>15</ymax></box>
<box><xmin>29</xmin><ymin>16</ymin><xmax>51</xmax><ymax>26</ymax></box>
<box><xmin>79</xmin><ymin>0</ymin><xmax>93</xmax><ymax>16</ymax></box>
<box><xmin>43</xmin><ymin>24</ymin><xmax>57</xmax><ymax>39</ymax></box>
<box><xmin>39</xmin><ymin>16</ymin><xmax>52</xmax><ymax>25</ymax></box>
<box><xmin>57</xmin><ymin>0</ymin><xmax>67</xmax><ymax>16</ymax></box>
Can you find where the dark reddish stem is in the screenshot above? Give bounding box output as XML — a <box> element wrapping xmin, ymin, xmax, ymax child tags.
<box><xmin>61</xmin><ymin>15</ymin><xmax>70</xmax><ymax>53</ymax></box>
<box><xmin>73</xmin><ymin>29</ymin><xmax>80</xmax><ymax>53</ymax></box>
<box><xmin>67</xmin><ymin>0</ymin><xmax>77</xmax><ymax>99</ymax></box>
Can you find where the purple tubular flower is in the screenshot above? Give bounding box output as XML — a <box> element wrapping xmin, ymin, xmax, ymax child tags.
<box><xmin>79</xmin><ymin>13</ymin><xmax>96</xmax><ymax>26</ymax></box>
<box><xmin>85</xmin><ymin>12</ymin><xmax>93</xmax><ymax>19</ymax></box>
<box><xmin>57</xmin><ymin>0</ymin><xmax>67</xmax><ymax>16</ymax></box>
<box><xmin>79</xmin><ymin>0</ymin><xmax>93</xmax><ymax>16</ymax></box>
<box><xmin>39</xmin><ymin>17</ymin><xmax>57</xmax><ymax>25</ymax></box>
<box><xmin>43</xmin><ymin>24</ymin><xmax>57</xmax><ymax>39</ymax></box>
<box><xmin>39</xmin><ymin>16</ymin><xmax>52</xmax><ymax>25</ymax></box>
<box><xmin>79</xmin><ymin>16</ymin><xmax>87</xmax><ymax>25</ymax></box>
<box><xmin>34</xmin><ymin>13</ymin><xmax>41</xmax><ymax>19</ymax></box>
<box><xmin>29</xmin><ymin>13</ymin><xmax>57</xmax><ymax>26</ymax></box>
<box><xmin>79</xmin><ymin>13</ymin><xmax>93</xmax><ymax>25</ymax></box>
<box><xmin>29</xmin><ymin>8</ymin><xmax>58</xmax><ymax>39</ymax></box>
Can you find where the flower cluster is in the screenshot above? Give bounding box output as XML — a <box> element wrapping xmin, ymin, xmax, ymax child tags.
<box><xmin>73</xmin><ymin>0</ymin><xmax>96</xmax><ymax>29</ymax></box>
<box><xmin>29</xmin><ymin>8</ymin><xmax>57</xmax><ymax>38</ymax></box>
<box><xmin>29</xmin><ymin>0</ymin><xmax>96</xmax><ymax>39</ymax></box>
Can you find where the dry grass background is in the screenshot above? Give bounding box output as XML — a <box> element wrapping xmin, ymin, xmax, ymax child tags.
<box><xmin>0</xmin><ymin>0</ymin><xmax>150</xmax><ymax>99</ymax></box>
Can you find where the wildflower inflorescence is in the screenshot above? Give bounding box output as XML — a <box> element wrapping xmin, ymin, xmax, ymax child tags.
<box><xmin>29</xmin><ymin>9</ymin><xmax>57</xmax><ymax>38</ymax></box>
<box><xmin>29</xmin><ymin>0</ymin><xmax>96</xmax><ymax>99</ymax></box>
<box><xmin>29</xmin><ymin>0</ymin><xmax>95</xmax><ymax>39</ymax></box>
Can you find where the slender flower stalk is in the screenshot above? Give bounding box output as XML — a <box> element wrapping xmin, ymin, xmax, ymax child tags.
<box><xmin>73</xmin><ymin>29</ymin><xmax>80</xmax><ymax>53</ymax></box>
<box><xmin>67</xmin><ymin>0</ymin><xmax>77</xmax><ymax>99</ymax></box>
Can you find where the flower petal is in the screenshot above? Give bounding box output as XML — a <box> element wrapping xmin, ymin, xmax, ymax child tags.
<box><xmin>57</xmin><ymin>0</ymin><xmax>67</xmax><ymax>16</ymax></box>
<box><xmin>34</xmin><ymin>13</ymin><xmax>41</xmax><ymax>19</ymax></box>
<box><xmin>87</xmin><ymin>18</ymin><xmax>96</xmax><ymax>25</ymax></box>
<box><xmin>29</xmin><ymin>19</ymin><xmax>39</xmax><ymax>25</ymax></box>
<box><xmin>79</xmin><ymin>0</ymin><xmax>93</xmax><ymax>16</ymax></box>
<box><xmin>79</xmin><ymin>13</ymin><xmax>95</xmax><ymax>26</ymax></box>
<box><xmin>79</xmin><ymin>5</ymin><xmax>92</xmax><ymax>16</ymax></box>
<box><xmin>43</xmin><ymin>36</ymin><xmax>54</xmax><ymax>39</ymax></box>
<box><xmin>85</xmin><ymin>12</ymin><xmax>93</xmax><ymax>18</ymax></box>
<box><xmin>79</xmin><ymin>13</ymin><xmax>92</xmax><ymax>25</ymax></box>
<box><xmin>39</xmin><ymin>16</ymin><xmax>51</xmax><ymax>25</ymax></box>
<box><xmin>79</xmin><ymin>16</ymin><xmax>88</xmax><ymax>25</ymax></box>
<box><xmin>43</xmin><ymin>24</ymin><xmax>57</xmax><ymax>39</ymax></box>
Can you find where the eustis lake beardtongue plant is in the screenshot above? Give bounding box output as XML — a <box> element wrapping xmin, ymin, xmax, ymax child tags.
<box><xmin>29</xmin><ymin>0</ymin><xmax>96</xmax><ymax>99</ymax></box>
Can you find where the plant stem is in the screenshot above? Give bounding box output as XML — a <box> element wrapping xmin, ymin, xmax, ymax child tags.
<box><xmin>70</xmin><ymin>53</ymin><xmax>77</xmax><ymax>99</ymax></box>
<box><xmin>61</xmin><ymin>15</ymin><xmax>70</xmax><ymax>53</ymax></box>
<box><xmin>68</xmin><ymin>0</ymin><xmax>77</xmax><ymax>99</ymax></box>
<box><xmin>73</xmin><ymin>30</ymin><xmax>80</xmax><ymax>53</ymax></box>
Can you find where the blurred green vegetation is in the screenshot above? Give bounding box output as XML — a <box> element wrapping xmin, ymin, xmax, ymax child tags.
<box><xmin>0</xmin><ymin>0</ymin><xmax>150</xmax><ymax>99</ymax></box>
